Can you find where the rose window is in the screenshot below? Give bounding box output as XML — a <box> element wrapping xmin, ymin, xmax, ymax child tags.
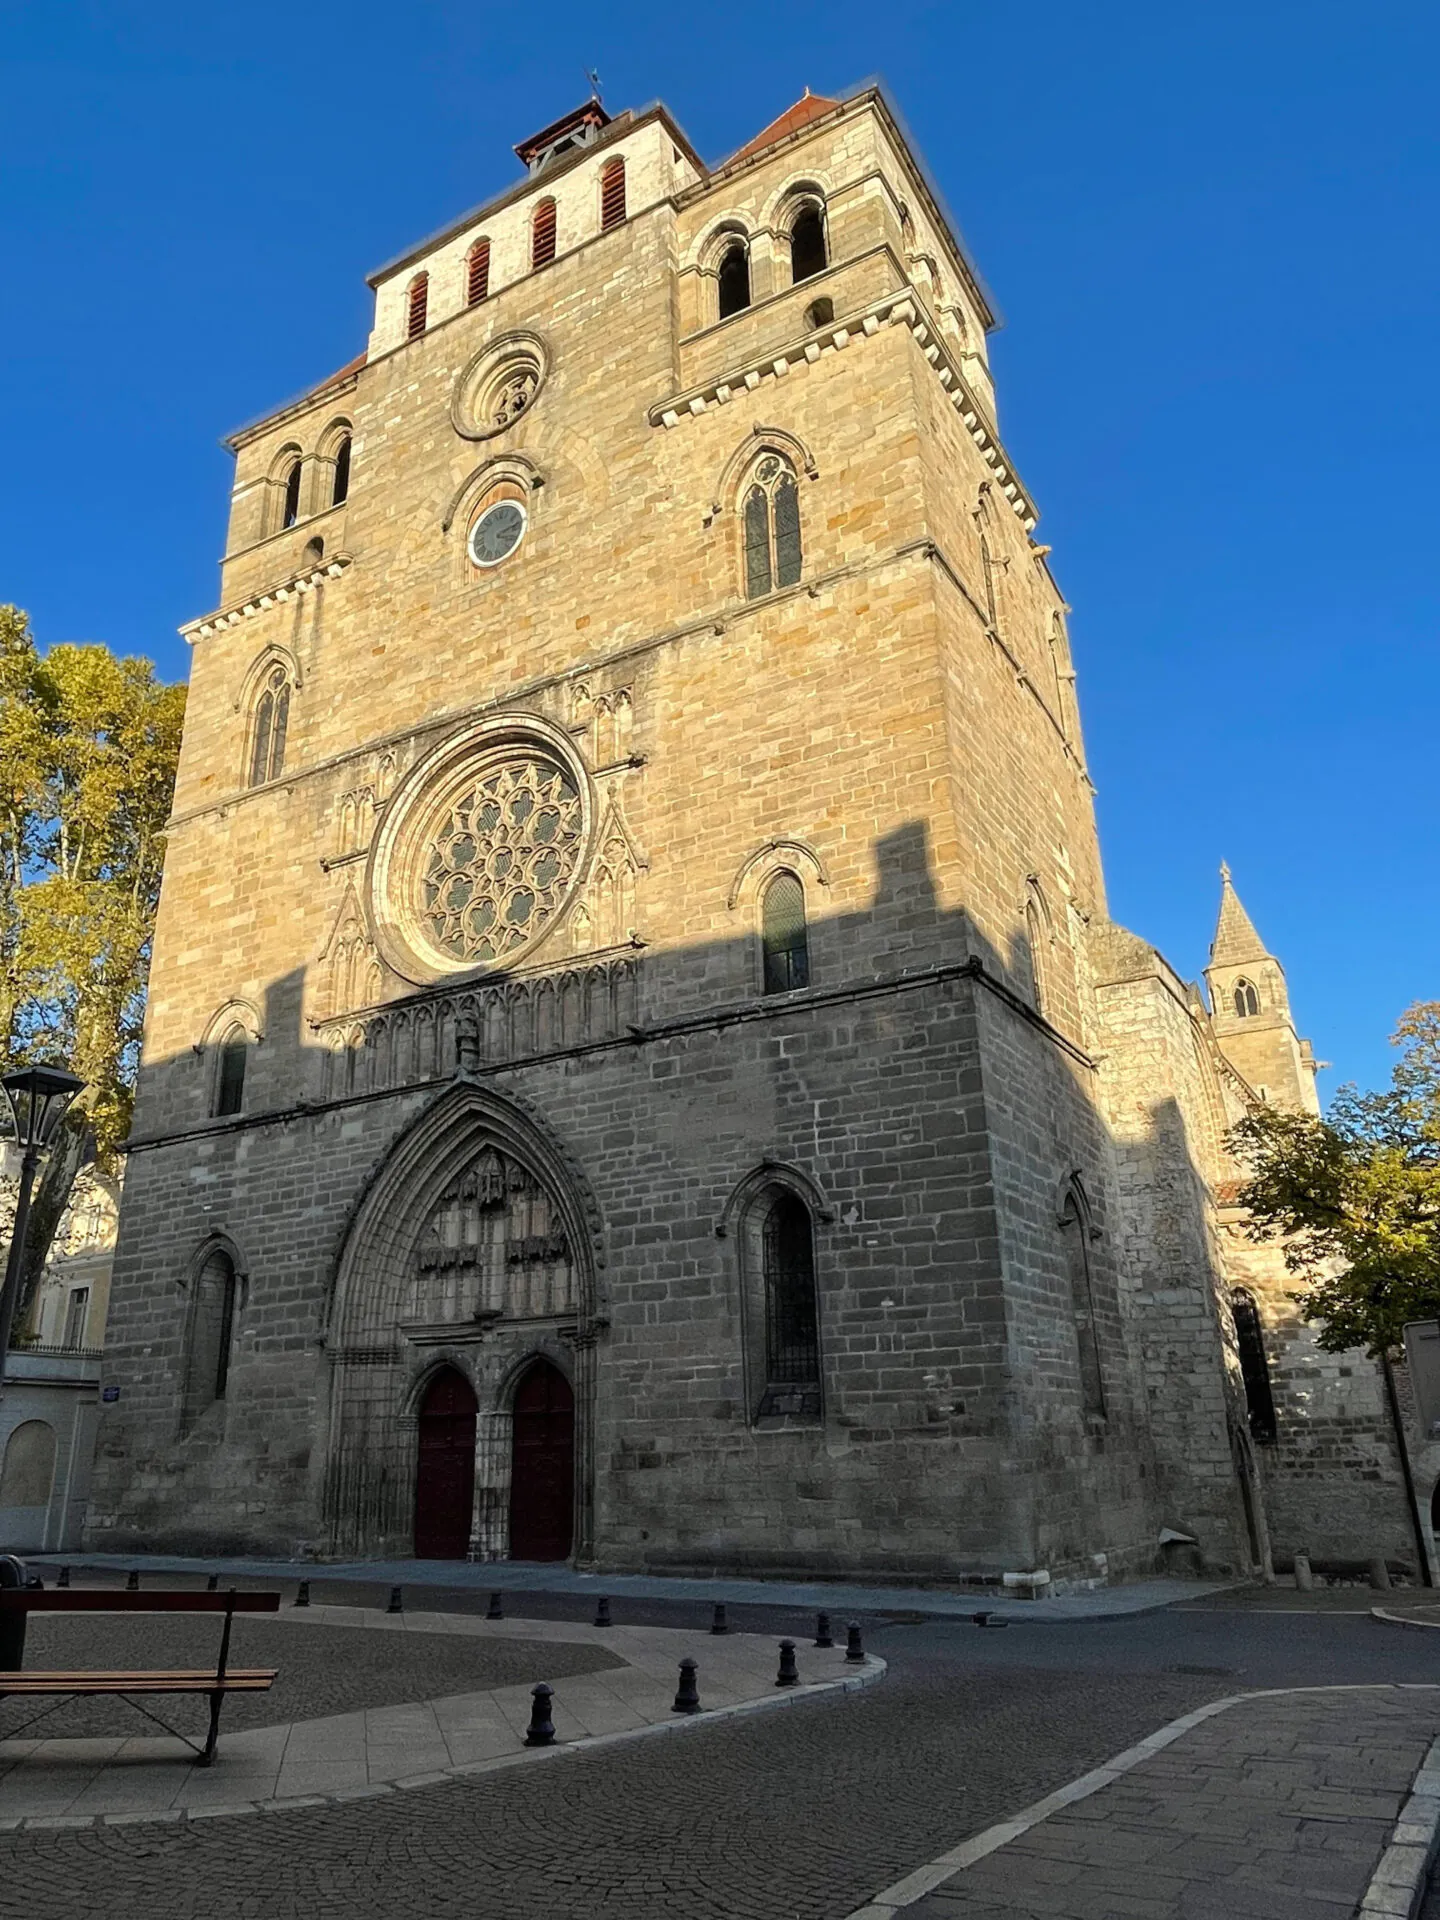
<box><xmin>490</xmin><ymin>369</ymin><xmax>538</xmax><ymax>428</ymax></box>
<box><xmin>418</xmin><ymin>756</ymin><xmax>583</xmax><ymax>965</ymax></box>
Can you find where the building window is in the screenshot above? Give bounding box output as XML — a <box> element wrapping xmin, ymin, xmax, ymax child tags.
<box><xmin>215</xmin><ymin>1025</ymin><xmax>248</xmax><ymax>1116</ymax></box>
<box><xmin>184</xmin><ymin>1248</ymin><xmax>238</xmax><ymax>1425</ymax></box>
<box><xmin>789</xmin><ymin>203</ymin><xmax>827</xmax><ymax>284</ymax></box>
<box><xmin>762</xmin><ymin>871</ymin><xmax>809</xmax><ymax>993</ymax></box>
<box><xmin>248</xmin><ymin>665</ymin><xmax>291</xmax><ymax>787</ymax></box>
<box><xmin>406</xmin><ymin>272</ymin><xmax>429</xmax><ymax>340</ymax></box>
<box><xmin>743</xmin><ymin>454</ymin><xmax>802</xmax><ymax>599</ymax></box>
<box><xmin>762</xmin><ymin>1191</ymin><xmax>821</xmax><ymax>1398</ymax></box>
<box><xmin>1024</xmin><ymin>884</ymin><xmax>1050</xmax><ymax>1014</ymax></box>
<box><xmin>1061</xmin><ymin>1188</ymin><xmax>1106</xmax><ymax>1420</ymax></box>
<box><xmin>717</xmin><ymin>240</ymin><xmax>751</xmax><ymax>318</ymax></box>
<box><xmin>1232</xmin><ymin>1289</ymin><xmax>1278</xmax><ymax>1443</ymax></box>
<box><xmin>63</xmin><ymin>1288</ymin><xmax>90</xmax><ymax>1349</ymax></box>
<box><xmin>281</xmin><ymin>458</ymin><xmax>302</xmax><ymax>530</ymax></box>
<box><xmin>466</xmin><ymin>239</ymin><xmax>491</xmax><ymax>307</ymax></box>
<box><xmin>331</xmin><ymin>434</ymin><xmax>351</xmax><ymax>507</ymax></box>
<box><xmin>805</xmin><ymin>296</ymin><xmax>834</xmax><ymax>330</ymax></box>
<box><xmin>1234</xmin><ymin>977</ymin><xmax>1260</xmax><ymax>1017</ymax></box>
<box><xmin>532</xmin><ymin>198</ymin><xmax>557</xmax><ymax>269</ymax></box>
<box><xmin>600</xmin><ymin>157</ymin><xmax>626</xmax><ymax>231</ymax></box>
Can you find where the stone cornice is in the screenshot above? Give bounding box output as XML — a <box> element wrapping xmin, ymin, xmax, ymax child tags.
<box><xmin>181</xmin><ymin>554</ymin><xmax>352</xmax><ymax>643</ymax></box>
<box><xmin>648</xmin><ymin>289</ymin><xmax>1038</xmax><ymax>533</ymax></box>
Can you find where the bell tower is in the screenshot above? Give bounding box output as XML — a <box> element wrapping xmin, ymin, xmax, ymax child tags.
<box><xmin>1205</xmin><ymin>863</ymin><xmax>1321</xmax><ymax>1113</ymax></box>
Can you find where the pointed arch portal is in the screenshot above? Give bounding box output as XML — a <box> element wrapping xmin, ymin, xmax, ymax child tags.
<box><xmin>324</xmin><ymin>1083</ymin><xmax>601</xmax><ymax>1562</ymax></box>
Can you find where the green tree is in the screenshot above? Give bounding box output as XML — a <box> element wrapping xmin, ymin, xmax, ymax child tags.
<box><xmin>0</xmin><ymin>604</ymin><xmax>185</xmax><ymax>1320</ymax></box>
<box><xmin>1230</xmin><ymin>1002</ymin><xmax>1440</xmax><ymax>1356</ymax></box>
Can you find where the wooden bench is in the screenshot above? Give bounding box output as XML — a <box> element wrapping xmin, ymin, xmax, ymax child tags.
<box><xmin>0</xmin><ymin>1587</ymin><xmax>280</xmax><ymax>1764</ymax></box>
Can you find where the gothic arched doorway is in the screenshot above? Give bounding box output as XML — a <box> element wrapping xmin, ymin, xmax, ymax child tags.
<box><xmin>414</xmin><ymin>1366</ymin><xmax>477</xmax><ymax>1559</ymax></box>
<box><xmin>509</xmin><ymin>1359</ymin><xmax>574</xmax><ymax>1561</ymax></box>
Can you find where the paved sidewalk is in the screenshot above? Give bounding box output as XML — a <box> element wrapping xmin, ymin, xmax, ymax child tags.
<box><xmin>29</xmin><ymin>1551</ymin><xmax>1232</xmax><ymax>1621</ymax></box>
<box><xmin>0</xmin><ymin>1603</ymin><xmax>881</xmax><ymax>1826</ymax></box>
<box><xmin>849</xmin><ymin>1686</ymin><xmax>1440</xmax><ymax>1920</ymax></box>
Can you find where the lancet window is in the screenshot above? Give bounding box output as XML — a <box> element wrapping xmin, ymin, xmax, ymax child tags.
<box><xmin>742</xmin><ymin>454</ymin><xmax>802</xmax><ymax>599</ymax></box>
<box><xmin>248</xmin><ymin>664</ymin><xmax>291</xmax><ymax>787</ymax></box>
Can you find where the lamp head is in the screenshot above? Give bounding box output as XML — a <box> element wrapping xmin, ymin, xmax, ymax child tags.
<box><xmin>1</xmin><ymin>1064</ymin><xmax>86</xmax><ymax>1154</ymax></box>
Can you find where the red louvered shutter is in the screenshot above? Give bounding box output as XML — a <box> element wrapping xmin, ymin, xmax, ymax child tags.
<box><xmin>466</xmin><ymin>240</ymin><xmax>490</xmax><ymax>306</ymax></box>
<box><xmin>532</xmin><ymin>199</ymin><xmax>557</xmax><ymax>269</ymax></box>
<box><xmin>406</xmin><ymin>273</ymin><xmax>429</xmax><ymax>339</ymax></box>
<box><xmin>600</xmin><ymin>158</ymin><xmax>626</xmax><ymax>231</ymax></box>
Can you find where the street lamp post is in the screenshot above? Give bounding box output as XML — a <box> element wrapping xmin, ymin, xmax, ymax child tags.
<box><xmin>0</xmin><ymin>1065</ymin><xmax>86</xmax><ymax>1401</ymax></box>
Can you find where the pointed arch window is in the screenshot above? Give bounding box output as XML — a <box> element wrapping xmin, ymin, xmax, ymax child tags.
<box><xmin>742</xmin><ymin>454</ymin><xmax>802</xmax><ymax>599</ymax></box>
<box><xmin>331</xmin><ymin>434</ymin><xmax>351</xmax><ymax>507</ymax></box>
<box><xmin>717</xmin><ymin>240</ymin><xmax>751</xmax><ymax>319</ymax></box>
<box><xmin>1234</xmin><ymin>977</ymin><xmax>1261</xmax><ymax>1017</ymax></box>
<box><xmin>406</xmin><ymin>272</ymin><xmax>429</xmax><ymax>340</ymax></box>
<box><xmin>600</xmin><ymin>157</ymin><xmax>626</xmax><ymax>231</ymax></box>
<box><xmin>183</xmin><ymin>1248</ymin><xmax>238</xmax><ymax>1425</ymax></box>
<box><xmin>1024</xmin><ymin>887</ymin><xmax>1050</xmax><ymax>1014</ymax></box>
<box><xmin>1232</xmin><ymin>1288</ymin><xmax>1278</xmax><ymax>1443</ymax></box>
<box><xmin>1060</xmin><ymin>1188</ymin><xmax>1106</xmax><ymax>1420</ymax></box>
<box><xmin>249</xmin><ymin>664</ymin><xmax>291</xmax><ymax>787</ymax></box>
<box><xmin>466</xmin><ymin>238</ymin><xmax>491</xmax><ymax>306</ymax></box>
<box><xmin>789</xmin><ymin>202</ymin><xmax>827</xmax><ymax>284</ymax></box>
<box><xmin>281</xmin><ymin>457</ymin><xmax>302</xmax><ymax>530</ymax></box>
<box><xmin>763</xmin><ymin>1191</ymin><xmax>820</xmax><ymax>1391</ymax></box>
<box><xmin>761</xmin><ymin>870</ymin><xmax>809</xmax><ymax>993</ymax></box>
<box><xmin>532</xmin><ymin>198</ymin><xmax>557</xmax><ymax>269</ymax></box>
<box><xmin>215</xmin><ymin>1025</ymin><xmax>248</xmax><ymax>1116</ymax></box>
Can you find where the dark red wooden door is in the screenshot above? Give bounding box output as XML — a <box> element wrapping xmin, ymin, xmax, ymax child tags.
<box><xmin>414</xmin><ymin>1366</ymin><xmax>477</xmax><ymax>1560</ymax></box>
<box><xmin>509</xmin><ymin>1360</ymin><xmax>574</xmax><ymax>1561</ymax></box>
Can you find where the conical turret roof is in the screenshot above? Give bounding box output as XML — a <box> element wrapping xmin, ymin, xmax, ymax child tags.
<box><xmin>1209</xmin><ymin>862</ymin><xmax>1270</xmax><ymax>967</ymax></box>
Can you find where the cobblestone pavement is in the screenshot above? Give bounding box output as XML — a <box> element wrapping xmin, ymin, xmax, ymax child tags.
<box><xmin>6</xmin><ymin>1590</ymin><xmax>1440</xmax><ymax>1920</ymax></box>
<box><xmin>0</xmin><ymin>1614</ymin><xmax>620</xmax><ymax>1741</ymax></box>
<box><xmin>901</xmin><ymin>1688</ymin><xmax>1439</xmax><ymax>1920</ymax></box>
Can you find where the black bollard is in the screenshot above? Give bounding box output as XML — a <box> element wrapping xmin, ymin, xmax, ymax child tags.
<box><xmin>57</xmin><ymin>1566</ymin><xmax>70</xmax><ymax>1590</ymax></box>
<box><xmin>294</xmin><ymin>1580</ymin><xmax>310</xmax><ymax>1608</ymax></box>
<box><xmin>673</xmin><ymin>1657</ymin><xmax>700</xmax><ymax>1714</ymax></box>
<box><xmin>487</xmin><ymin>1591</ymin><xmax>504</xmax><ymax>1621</ymax></box>
<box><xmin>0</xmin><ymin>1557</ymin><xmax>28</xmax><ymax>1670</ymax></box>
<box><xmin>207</xmin><ymin>1574</ymin><xmax>219</xmax><ymax>1593</ymax></box>
<box><xmin>845</xmin><ymin>1621</ymin><xmax>864</xmax><ymax>1663</ymax></box>
<box><xmin>775</xmin><ymin>1639</ymin><xmax>799</xmax><ymax>1687</ymax></box>
<box><xmin>387</xmin><ymin>1585</ymin><xmax>403</xmax><ymax>1615</ymax></box>
<box><xmin>710</xmin><ymin>1603</ymin><xmax>728</xmax><ymax>1635</ymax></box>
<box><xmin>814</xmin><ymin>1611</ymin><xmax>834</xmax><ymax>1648</ymax></box>
<box><xmin>594</xmin><ymin>1596</ymin><xmax>611</xmax><ymax>1628</ymax></box>
<box><xmin>126</xmin><ymin>1569</ymin><xmax>140</xmax><ymax>1591</ymax></box>
<box><xmin>524</xmin><ymin>1683</ymin><xmax>555</xmax><ymax>1746</ymax></box>
<box><xmin>972</xmin><ymin>1610</ymin><xmax>991</xmax><ymax>1628</ymax></box>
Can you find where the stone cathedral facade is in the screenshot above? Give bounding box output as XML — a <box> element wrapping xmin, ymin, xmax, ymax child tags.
<box><xmin>88</xmin><ymin>89</ymin><xmax>1421</xmax><ymax>1585</ymax></box>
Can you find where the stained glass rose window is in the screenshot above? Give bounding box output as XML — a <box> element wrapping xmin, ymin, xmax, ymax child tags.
<box><xmin>418</xmin><ymin>755</ymin><xmax>583</xmax><ymax>966</ymax></box>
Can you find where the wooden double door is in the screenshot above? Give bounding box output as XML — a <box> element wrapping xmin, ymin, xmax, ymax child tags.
<box><xmin>412</xmin><ymin>1358</ymin><xmax>574</xmax><ymax>1562</ymax></box>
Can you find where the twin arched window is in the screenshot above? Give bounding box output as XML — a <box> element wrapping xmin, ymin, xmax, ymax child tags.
<box><xmin>743</xmin><ymin>455</ymin><xmax>802</xmax><ymax>599</ymax></box>
<box><xmin>467</xmin><ymin>238</ymin><xmax>491</xmax><ymax>306</ymax></box>
<box><xmin>600</xmin><ymin>158</ymin><xmax>626</xmax><ymax>231</ymax></box>
<box><xmin>789</xmin><ymin>202</ymin><xmax>827</xmax><ymax>283</ymax></box>
<box><xmin>406</xmin><ymin>272</ymin><xmax>429</xmax><ymax>340</ymax></box>
<box><xmin>249</xmin><ymin>665</ymin><xmax>291</xmax><ymax>787</ymax></box>
<box><xmin>532</xmin><ymin>198</ymin><xmax>557</xmax><ymax>270</ymax></box>
<box><xmin>1234</xmin><ymin>977</ymin><xmax>1261</xmax><ymax>1018</ymax></box>
<box><xmin>330</xmin><ymin>433</ymin><xmax>351</xmax><ymax>507</ymax></box>
<box><xmin>281</xmin><ymin>457</ymin><xmax>302</xmax><ymax>530</ymax></box>
<box><xmin>761</xmin><ymin>870</ymin><xmax>809</xmax><ymax>993</ymax></box>
<box><xmin>718</xmin><ymin>240</ymin><xmax>751</xmax><ymax>319</ymax></box>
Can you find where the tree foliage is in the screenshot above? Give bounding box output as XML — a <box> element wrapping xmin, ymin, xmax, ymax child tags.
<box><xmin>1</xmin><ymin>605</ymin><xmax>185</xmax><ymax>1313</ymax></box>
<box><xmin>1230</xmin><ymin>1003</ymin><xmax>1440</xmax><ymax>1356</ymax></box>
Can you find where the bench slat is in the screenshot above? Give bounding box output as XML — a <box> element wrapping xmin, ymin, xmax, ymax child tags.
<box><xmin>1</xmin><ymin>1673</ymin><xmax>276</xmax><ymax>1696</ymax></box>
<box><xmin>0</xmin><ymin>1591</ymin><xmax>280</xmax><ymax>1615</ymax></box>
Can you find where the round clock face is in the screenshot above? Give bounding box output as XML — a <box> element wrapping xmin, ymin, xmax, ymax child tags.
<box><xmin>468</xmin><ymin>499</ymin><xmax>527</xmax><ymax>569</ymax></box>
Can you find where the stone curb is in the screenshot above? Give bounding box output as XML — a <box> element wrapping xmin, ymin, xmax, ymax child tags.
<box><xmin>841</xmin><ymin>1682</ymin><xmax>1440</xmax><ymax>1920</ymax></box>
<box><xmin>0</xmin><ymin>1654</ymin><xmax>885</xmax><ymax>1834</ymax></box>
<box><xmin>1357</xmin><ymin>1738</ymin><xmax>1440</xmax><ymax>1919</ymax></box>
<box><xmin>1375</xmin><ymin>1607</ymin><xmax>1440</xmax><ymax>1632</ymax></box>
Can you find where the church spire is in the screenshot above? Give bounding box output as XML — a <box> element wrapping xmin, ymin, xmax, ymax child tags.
<box><xmin>1210</xmin><ymin>861</ymin><xmax>1270</xmax><ymax>969</ymax></box>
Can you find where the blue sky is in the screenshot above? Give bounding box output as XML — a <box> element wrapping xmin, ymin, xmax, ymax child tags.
<box><xmin>3</xmin><ymin>0</ymin><xmax>1435</xmax><ymax>1097</ymax></box>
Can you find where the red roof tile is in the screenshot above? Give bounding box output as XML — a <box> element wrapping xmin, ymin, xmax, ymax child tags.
<box><xmin>729</xmin><ymin>91</ymin><xmax>840</xmax><ymax>166</ymax></box>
